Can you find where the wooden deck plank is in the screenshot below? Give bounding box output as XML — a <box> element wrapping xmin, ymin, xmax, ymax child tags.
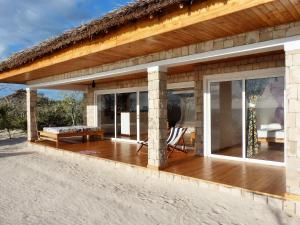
<box><xmin>36</xmin><ymin>139</ymin><xmax>286</xmax><ymax>197</ymax></box>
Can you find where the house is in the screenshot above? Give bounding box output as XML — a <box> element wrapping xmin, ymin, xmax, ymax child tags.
<box><xmin>1</xmin><ymin>0</ymin><xmax>300</xmax><ymax>215</ymax></box>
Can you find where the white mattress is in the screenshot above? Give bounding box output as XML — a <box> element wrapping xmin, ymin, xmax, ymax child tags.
<box><xmin>257</xmin><ymin>129</ymin><xmax>284</xmax><ymax>139</ymax></box>
<box><xmin>43</xmin><ymin>126</ymin><xmax>101</xmax><ymax>134</ymax></box>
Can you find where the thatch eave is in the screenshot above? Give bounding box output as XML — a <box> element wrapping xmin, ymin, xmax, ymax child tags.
<box><xmin>0</xmin><ymin>0</ymin><xmax>201</xmax><ymax>73</ymax></box>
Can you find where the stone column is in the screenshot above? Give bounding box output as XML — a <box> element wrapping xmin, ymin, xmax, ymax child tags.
<box><xmin>195</xmin><ymin>73</ymin><xmax>204</xmax><ymax>156</ymax></box>
<box><xmin>86</xmin><ymin>87</ymin><xmax>96</xmax><ymax>126</ymax></box>
<box><xmin>147</xmin><ymin>66</ymin><xmax>168</xmax><ymax>169</ymax></box>
<box><xmin>26</xmin><ymin>88</ymin><xmax>38</xmax><ymax>141</ymax></box>
<box><xmin>285</xmin><ymin>41</ymin><xmax>300</xmax><ymax>196</ymax></box>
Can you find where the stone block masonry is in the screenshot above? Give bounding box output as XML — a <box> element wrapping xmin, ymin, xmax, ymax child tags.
<box><xmin>85</xmin><ymin>88</ymin><xmax>95</xmax><ymax>127</ymax></box>
<box><xmin>195</xmin><ymin>73</ymin><xmax>204</xmax><ymax>155</ymax></box>
<box><xmin>147</xmin><ymin>66</ymin><xmax>168</xmax><ymax>169</ymax></box>
<box><xmin>285</xmin><ymin>42</ymin><xmax>300</xmax><ymax>196</ymax></box>
<box><xmin>26</xmin><ymin>88</ymin><xmax>38</xmax><ymax>141</ymax></box>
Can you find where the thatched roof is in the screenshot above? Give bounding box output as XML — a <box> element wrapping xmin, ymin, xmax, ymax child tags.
<box><xmin>0</xmin><ymin>0</ymin><xmax>201</xmax><ymax>73</ymax></box>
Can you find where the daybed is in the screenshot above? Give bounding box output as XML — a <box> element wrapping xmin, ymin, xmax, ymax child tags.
<box><xmin>39</xmin><ymin>126</ymin><xmax>104</xmax><ymax>146</ymax></box>
<box><xmin>257</xmin><ymin>124</ymin><xmax>284</xmax><ymax>144</ymax></box>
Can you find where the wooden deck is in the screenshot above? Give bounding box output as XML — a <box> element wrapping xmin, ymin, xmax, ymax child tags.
<box><xmin>37</xmin><ymin>138</ymin><xmax>286</xmax><ymax>197</ymax></box>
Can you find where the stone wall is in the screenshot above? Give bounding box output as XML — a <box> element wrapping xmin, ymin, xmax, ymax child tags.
<box><xmin>85</xmin><ymin>88</ymin><xmax>95</xmax><ymax>126</ymax></box>
<box><xmin>285</xmin><ymin>47</ymin><xmax>300</xmax><ymax>195</ymax></box>
<box><xmin>90</xmin><ymin>72</ymin><xmax>196</xmax><ymax>91</ymax></box>
<box><xmin>197</xmin><ymin>53</ymin><xmax>285</xmax><ymax>76</ymax></box>
<box><xmin>194</xmin><ymin>73</ymin><xmax>203</xmax><ymax>155</ymax></box>
<box><xmin>26</xmin><ymin>89</ymin><xmax>38</xmax><ymax>141</ymax></box>
<box><xmin>93</xmin><ymin>77</ymin><xmax>147</xmax><ymax>91</ymax></box>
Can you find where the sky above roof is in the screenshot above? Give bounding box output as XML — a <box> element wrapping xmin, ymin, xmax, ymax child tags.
<box><xmin>0</xmin><ymin>0</ymin><xmax>129</xmax><ymax>99</ymax></box>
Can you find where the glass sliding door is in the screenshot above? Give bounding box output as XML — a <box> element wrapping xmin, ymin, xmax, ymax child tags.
<box><xmin>116</xmin><ymin>92</ymin><xmax>137</xmax><ymax>140</ymax></box>
<box><xmin>208</xmin><ymin>75</ymin><xmax>285</xmax><ymax>164</ymax></box>
<box><xmin>245</xmin><ymin>77</ymin><xmax>284</xmax><ymax>162</ymax></box>
<box><xmin>210</xmin><ymin>80</ymin><xmax>243</xmax><ymax>157</ymax></box>
<box><xmin>97</xmin><ymin>94</ymin><xmax>115</xmax><ymax>139</ymax></box>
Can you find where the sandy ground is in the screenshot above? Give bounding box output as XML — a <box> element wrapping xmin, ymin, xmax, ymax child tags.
<box><xmin>0</xmin><ymin>133</ymin><xmax>299</xmax><ymax>225</ymax></box>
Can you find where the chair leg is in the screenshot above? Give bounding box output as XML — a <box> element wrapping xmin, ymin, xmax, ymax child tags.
<box><xmin>168</xmin><ymin>144</ymin><xmax>187</xmax><ymax>157</ymax></box>
<box><xmin>182</xmin><ymin>138</ymin><xmax>187</xmax><ymax>153</ymax></box>
<box><xmin>136</xmin><ymin>143</ymin><xmax>144</xmax><ymax>154</ymax></box>
<box><xmin>137</xmin><ymin>139</ymin><xmax>148</xmax><ymax>154</ymax></box>
<box><xmin>167</xmin><ymin>146</ymin><xmax>174</xmax><ymax>158</ymax></box>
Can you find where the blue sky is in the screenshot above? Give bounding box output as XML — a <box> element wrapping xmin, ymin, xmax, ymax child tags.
<box><xmin>0</xmin><ymin>0</ymin><xmax>129</xmax><ymax>99</ymax></box>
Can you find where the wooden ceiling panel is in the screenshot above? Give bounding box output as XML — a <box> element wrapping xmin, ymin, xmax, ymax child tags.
<box><xmin>274</xmin><ymin>3</ymin><xmax>293</xmax><ymax>21</ymax></box>
<box><xmin>278</xmin><ymin>0</ymin><xmax>300</xmax><ymax>20</ymax></box>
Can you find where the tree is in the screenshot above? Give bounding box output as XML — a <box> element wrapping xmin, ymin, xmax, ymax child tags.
<box><xmin>61</xmin><ymin>91</ymin><xmax>84</xmax><ymax>126</ymax></box>
<box><xmin>0</xmin><ymin>88</ymin><xmax>27</xmax><ymax>133</ymax></box>
<box><xmin>37</xmin><ymin>94</ymin><xmax>68</xmax><ymax>129</ymax></box>
<box><xmin>0</xmin><ymin>101</ymin><xmax>14</xmax><ymax>139</ymax></box>
<box><xmin>36</xmin><ymin>91</ymin><xmax>84</xmax><ymax>129</ymax></box>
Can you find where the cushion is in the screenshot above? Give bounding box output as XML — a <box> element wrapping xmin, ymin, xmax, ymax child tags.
<box><xmin>43</xmin><ymin>126</ymin><xmax>101</xmax><ymax>134</ymax></box>
<box><xmin>260</xmin><ymin>123</ymin><xmax>282</xmax><ymax>131</ymax></box>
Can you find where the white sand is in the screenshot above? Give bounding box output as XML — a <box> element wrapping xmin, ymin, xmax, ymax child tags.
<box><xmin>0</xmin><ymin>135</ymin><xmax>299</xmax><ymax>225</ymax></box>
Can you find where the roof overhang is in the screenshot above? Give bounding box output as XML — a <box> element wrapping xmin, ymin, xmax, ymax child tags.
<box><xmin>27</xmin><ymin>36</ymin><xmax>300</xmax><ymax>90</ymax></box>
<box><xmin>1</xmin><ymin>0</ymin><xmax>300</xmax><ymax>83</ymax></box>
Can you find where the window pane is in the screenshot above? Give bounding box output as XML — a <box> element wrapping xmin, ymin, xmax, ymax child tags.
<box><xmin>245</xmin><ymin>77</ymin><xmax>284</xmax><ymax>162</ymax></box>
<box><xmin>97</xmin><ymin>94</ymin><xmax>115</xmax><ymax>138</ymax></box>
<box><xmin>210</xmin><ymin>80</ymin><xmax>243</xmax><ymax>157</ymax></box>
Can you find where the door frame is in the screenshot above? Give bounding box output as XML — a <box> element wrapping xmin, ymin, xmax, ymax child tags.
<box><xmin>203</xmin><ymin>67</ymin><xmax>286</xmax><ymax>167</ymax></box>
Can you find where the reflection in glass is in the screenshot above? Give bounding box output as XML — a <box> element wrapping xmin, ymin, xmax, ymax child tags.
<box><xmin>210</xmin><ymin>81</ymin><xmax>243</xmax><ymax>157</ymax></box>
<box><xmin>168</xmin><ymin>89</ymin><xmax>195</xmax><ymax>147</ymax></box>
<box><xmin>246</xmin><ymin>77</ymin><xmax>284</xmax><ymax>162</ymax></box>
<box><xmin>116</xmin><ymin>92</ymin><xmax>137</xmax><ymax>140</ymax></box>
<box><xmin>97</xmin><ymin>94</ymin><xmax>115</xmax><ymax>138</ymax></box>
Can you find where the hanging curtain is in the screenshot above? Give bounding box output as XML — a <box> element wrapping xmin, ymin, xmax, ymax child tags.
<box><xmin>246</xmin><ymin>79</ymin><xmax>268</xmax><ymax>158</ymax></box>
